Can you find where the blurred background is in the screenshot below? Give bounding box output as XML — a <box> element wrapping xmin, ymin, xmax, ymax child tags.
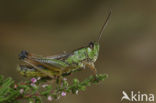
<box><xmin>0</xmin><ymin>0</ymin><xmax>156</xmax><ymax>103</ymax></box>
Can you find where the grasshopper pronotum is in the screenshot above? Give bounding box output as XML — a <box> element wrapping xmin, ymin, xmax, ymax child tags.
<box><xmin>17</xmin><ymin>10</ymin><xmax>111</xmax><ymax>82</ymax></box>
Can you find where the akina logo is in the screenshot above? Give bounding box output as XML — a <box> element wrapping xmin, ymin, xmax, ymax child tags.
<box><xmin>121</xmin><ymin>91</ymin><xmax>154</xmax><ymax>102</ymax></box>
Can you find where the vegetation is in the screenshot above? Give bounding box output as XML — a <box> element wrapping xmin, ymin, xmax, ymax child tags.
<box><xmin>0</xmin><ymin>74</ymin><xmax>108</xmax><ymax>103</ymax></box>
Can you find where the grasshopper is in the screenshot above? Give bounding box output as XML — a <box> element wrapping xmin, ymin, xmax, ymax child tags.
<box><xmin>17</xmin><ymin>10</ymin><xmax>111</xmax><ymax>82</ymax></box>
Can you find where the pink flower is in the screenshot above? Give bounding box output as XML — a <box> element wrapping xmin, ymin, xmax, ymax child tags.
<box><xmin>30</xmin><ymin>83</ymin><xmax>37</xmax><ymax>88</ymax></box>
<box><xmin>14</xmin><ymin>84</ymin><xmax>18</xmax><ymax>89</ymax></box>
<box><xmin>61</xmin><ymin>92</ymin><xmax>66</xmax><ymax>96</ymax></box>
<box><xmin>47</xmin><ymin>95</ymin><xmax>53</xmax><ymax>101</ymax></box>
<box><xmin>31</xmin><ymin>78</ymin><xmax>37</xmax><ymax>83</ymax></box>
<box><xmin>19</xmin><ymin>89</ymin><xmax>24</xmax><ymax>94</ymax></box>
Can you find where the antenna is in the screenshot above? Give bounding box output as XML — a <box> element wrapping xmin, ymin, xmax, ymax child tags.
<box><xmin>97</xmin><ymin>9</ymin><xmax>112</xmax><ymax>43</ymax></box>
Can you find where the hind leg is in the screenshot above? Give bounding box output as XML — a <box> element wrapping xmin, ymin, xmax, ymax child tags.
<box><xmin>23</xmin><ymin>59</ymin><xmax>54</xmax><ymax>79</ymax></box>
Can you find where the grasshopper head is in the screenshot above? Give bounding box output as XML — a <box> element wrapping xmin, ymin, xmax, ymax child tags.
<box><xmin>87</xmin><ymin>41</ymin><xmax>99</xmax><ymax>62</ymax></box>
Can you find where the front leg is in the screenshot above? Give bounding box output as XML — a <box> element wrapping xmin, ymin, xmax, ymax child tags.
<box><xmin>83</xmin><ymin>62</ymin><xmax>97</xmax><ymax>75</ymax></box>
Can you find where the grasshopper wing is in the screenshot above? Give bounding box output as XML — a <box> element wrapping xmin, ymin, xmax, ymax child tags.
<box><xmin>31</xmin><ymin>53</ymin><xmax>70</xmax><ymax>69</ymax></box>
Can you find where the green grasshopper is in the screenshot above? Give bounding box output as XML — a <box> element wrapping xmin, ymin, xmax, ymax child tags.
<box><xmin>17</xmin><ymin>10</ymin><xmax>111</xmax><ymax>82</ymax></box>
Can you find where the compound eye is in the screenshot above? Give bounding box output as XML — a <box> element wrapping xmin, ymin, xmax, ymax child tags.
<box><xmin>89</xmin><ymin>42</ymin><xmax>94</xmax><ymax>48</ymax></box>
